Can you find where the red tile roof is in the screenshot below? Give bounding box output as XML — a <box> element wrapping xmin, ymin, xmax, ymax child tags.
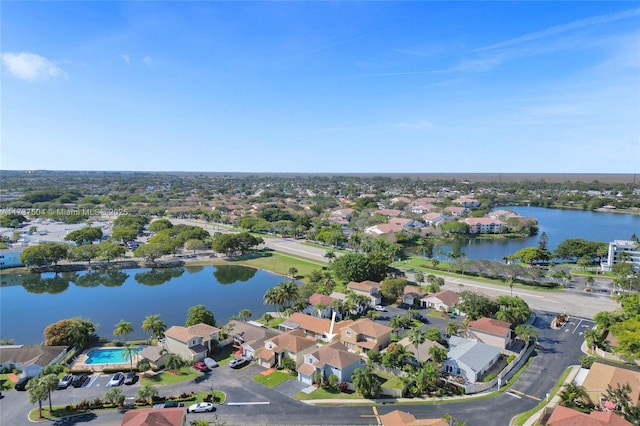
<box><xmin>468</xmin><ymin>317</ymin><xmax>512</xmax><ymax>336</ymax></box>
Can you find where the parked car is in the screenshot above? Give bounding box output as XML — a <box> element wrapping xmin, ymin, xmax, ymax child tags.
<box><xmin>58</xmin><ymin>374</ymin><xmax>74</xmax><ymax>389</ymax></box>
<box><xmin>204</xmin><ymin>357</ymin><xmax>218</xmax><ymax>369</ymax></box>
<box><xmin>187</xmin><ymin>402</ymin><xmax>215</xmax><ymax>413</ymax></box>
<box><xmin>71</xmin><ymin>374</ymin><xmax>89</xmax><ymax>388</ymax></box>
<box><xmin>108</xmin><ymin>372</ymin><xmax>125</xmax><ymax>386</ymax></box>
<box><xmin>193</xmin><ymin>361</ymin><xmax>209</xmax><ymax>372</ymax></box>
<box><xmin>228</xmin><ymin>356</ymin><xmax>249</xmax><ymax>369</ymax></box>
<box><xmin>14</xmin><ymin>377</ymin><xmax>31</xmax><ymax>391</ymax></box>
<box><xmin>124</xmin><ymin>371</ymin><xmax>137</xmax><ymax>385</ymax></box>
<box><xmin>373</xmin><ymin>305</ymin><xmax>387</xmax><ymax>312</ymax></box>
<box><xmin>412</xmin><ymin>313</ymin><xmax>429</xmax><ymax>323</ymax></box>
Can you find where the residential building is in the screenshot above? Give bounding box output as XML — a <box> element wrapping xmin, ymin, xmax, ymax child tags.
<box><xmin>303</xmin><ymin>293</ymin><xmax>342</xmax><ymax>319</ymax></box>
<box><xmin>0</xmin><ymin>250</ymin><xmax>23</xmax><ymax>269</ymax></box>
<box><xmin>228</xmin><ymin>320</ymin><xmax>280</xmax><ymax>360</ymax></box>
<box><xmin>280</xmin><ymin>313</ymin><xmax>353</xmax><ymax>342</ymax></box>
<box><xmin>463</xmin><ymin>217</ymin><xmax>507</xmax><ymax>234</ymax></box>
<box><xmin>468</xmin><ymin>317</ymin><xmax>513</xmax><ymax>350</ymax></box>
<box><xmin>139</xmin><ymin>346</ymin><xmax>167</xmax><ymax>369</ymax></box>
<box><xmin>444</xmin><ymin>336</ymin><xmax>502</xmax><ymax>383</ymax></box>
<box><xmin>347</xmin><ymin>280</ymin><xmax>382</xmax><ymax>306</ymax></box>
<box><xmin>453</xmin><ymin>195</ymin><xmax>480</xmax><ymax>208</ymax></box>
<box><xmin>581</xmin><ymin>362</ymin><xmax>640</xmax><ymax>407</ymax></box>
<box><xmin>0</xmin><ymin>345</ymin><xmax>68</xmax><ymax>377</ymax></box>
<box><xmin>420</xmin><ymin>290</ymin><xmax>460</xmax><ymax>312</ymax></box>
<box><xmin>397</xmin><ymin>337</ymin><xmax>445</xmax><ymax>365</ymax></box>
<box><xmin>120</xmin><ymin>407</ymin><xmax>187</xmax><ymax>426</ymax></box>
<box><xmin>601</xmin><ymin>240</ymin><xmax>640</xmax><ymax>273</ymax></box>
<box><xmin>379</xmin><ymin>410</ymin><xmax>448</xmax><ymax>426</ymax></box>
<box><xmin>489</xmin><ymin>210</ymin><xmax>522</xmax><ymax>221</ymax></box>
<box><xmin>544</xmin><ymin>405</ymin><xmax>631</xmax><ymax>426</ymax></box>
<box><xmin>373</xmin><ymin>209</ymin><xmax>402</xmax><ymax>218</ymax></box>
<box><xmin>421</xmin><ymin>213</ymin><xmax>448</xmax><ymax>227</ymax></box>
<box><xmin>443</xmin><ymin>206</ymin><xmax>470</xmax><ymax>217</ymax></box>
<box><xmin>402</xmin><ymin>285</ymin><xmax>428</xmax><ymax>306</ymax></box>
<box><xmin>257</xmin><ymin>329</ymin><xmax>318</xmax><ymax>369</ymax></box>
<box><xmin>340</xmin><ymin>318</ymin><xmax>392</xmax><ymax>353</ymax></box>
<box><xmin>164</xmin><ymin>323</ymin><xmax>219</xmax><ymax>361</ymax></box>
<box><xmin>297</xmin><ymin>341</ymin><xmax>363</xmax><ymax>385</ymax></box>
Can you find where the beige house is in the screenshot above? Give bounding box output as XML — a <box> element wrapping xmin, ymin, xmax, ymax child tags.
<box><xmin>420</xmin><ymin>290</ymin><xmax>460</xmax><ymax>312</ymax></box>
<box><xmin>164</xmin><ymin>323</ymin><xmax>219</xmax><ymax>361</ymax></box>
<box><xmin>347</xmin><ymin>280</ymin><xmax>382</xmax><ymax>306</ymax></box>
<box><xmin>379</xmin><ymin>410</ymin><xmax>448</xmax><ymax>426</ymax></box>
<box><xmin>582</xmin><ymin>362</ymin><xmax>640</xmax><ymax>407</ymax></box>
<box><xmin>120</xmin><ymin>407</ymin><xmax>186</xmax><ymax>426</ymax></box>
<box><xmin>297</xmin><ymin>341</ymin><xmax>363</xmax><ymax>385</ymax></box>
<box><xmin>468</xmin><ymin>317</ymin><xmax>513</xmax><ymax>349</ymax></box>
<box><xmin>228</xmin><ymin>320</ymin><xmax>280</xmax><ymax>360</ymax></box>
<box><xmin>280</xmin><ymin>313</ymin><xmax>353</xmax><ymax>342</ymax></box>
<box><xmin>340</xmin><ymin>318</ymin><xmax>392</xmax><ymax>353</ymax></box>
<box><xmin>257</xmin><ymin>329</ymin><xmax>317</xmax><ymax>369</ymax></box>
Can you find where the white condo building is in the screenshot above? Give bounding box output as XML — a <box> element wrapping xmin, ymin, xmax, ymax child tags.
<box><xmin>601</xmin><ymin>240</ymin><xmax>640</xmax><ymax>272</ymax></box>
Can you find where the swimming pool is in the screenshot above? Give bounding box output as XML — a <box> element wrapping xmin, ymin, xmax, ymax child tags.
<box><xmin>84</xmin><ymin>347</ymin><xmax>143</xmax><ymax>365</ymax></box>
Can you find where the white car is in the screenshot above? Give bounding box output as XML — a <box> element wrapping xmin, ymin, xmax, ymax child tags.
<box><xmin>204</xmin><ymin>357</ymin><xmax>218</xmax><ymax>369</ymax></box>
<box><xmin>108</xmin><ymin>372</ymin><xmax>125</xmax><ymax>386</ymax></box>
<box><xmin>373</xmin><ymin>305</ymin><xmax>387</xmax><ymax>312</ymax></box>
<box><xmin>188</xmin><ymin>402</ymin><xmax>215</xmax><ymax>413</ymax></box>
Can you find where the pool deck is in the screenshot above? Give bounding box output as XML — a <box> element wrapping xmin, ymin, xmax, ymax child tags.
<box><xmin>70</xmin><ymin>347</ymin><xmax>145</xmax><ymax>372</ymax></box>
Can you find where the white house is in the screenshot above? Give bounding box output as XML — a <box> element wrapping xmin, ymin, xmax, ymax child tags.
<box><xmin>444</xmin><ymin>336</ymin><xmax>501</xmax><ymax>383</ymax></box>
<box><xmin>601</xmin><ymin>240</ymin><xmax>640</xmax><ymax>273</ymax></box>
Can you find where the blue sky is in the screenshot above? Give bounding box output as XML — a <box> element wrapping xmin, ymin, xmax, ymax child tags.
<box><xmin>2</xmin><ymin>2</ymin><xmax>639</xmax><ymax>173</ymax></box>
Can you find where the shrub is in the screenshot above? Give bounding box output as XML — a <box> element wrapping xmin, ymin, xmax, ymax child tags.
<box><xmin>507</xmin><ymin>355</ymin><xmax>516</xmax><ymax>364</ymax></box>
<box><xmin>579</xmin><ymin>355</ymin><xmax>597</xmax><ymax>369</ymax></box>
<box><xmin>339</xmin><ymin>382</ymin><xmax>349</xmax><ymax>392</ymax></box>
<box><xmin>483</xmin><ymin>373</ymin><xmax>497</xmax><ymax>382</ymax></box>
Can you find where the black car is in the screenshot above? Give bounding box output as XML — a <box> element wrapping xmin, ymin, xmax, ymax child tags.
<box><xmin>14</xmin><ymin>377</ymin><xmax>31</xmax><ymax>391</ymax></box>
<box><xmin>412</xmin><ymin>313</ymin><xmax>429</xmax><ymax>323</ymax></box>
<box><xmin>71</xmin><ymin>374</ymin><xmax>89</xmax><ymax>388</ymax></box>
<box><xmin>124</xmin><ymin>371</ymin><xmax>137</xmax><ymax>385</ymax></box>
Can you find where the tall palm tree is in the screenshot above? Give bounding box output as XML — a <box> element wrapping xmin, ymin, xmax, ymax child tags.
<box><xmin>113</xmin><ymin>320</ymin><xmax>134</xmax><ymax>343</ymax></box>
<box><xmin>584</xmin><ymin>328</ymin><xmax>602</xmax><ymax>351</ymax></box>
<box><xmin>515</xmin><ymin>324</ymin><xmax>538</xmax><ymax>344</ymax></box>
<box><xmin>136</xmin><ymin>384</ymin><xmax>159</xmax><ymax>405</ymax></box>
<box><xmin>407</xmin><ymin>308</ymin><xmax>417</xmax><ymax>320</ymax></box>
<box><xmin>142</xmin><ymin>314</ymin><xmax>166</xmax><ymax>344</ymax></box>
<box><xmin>288</xmin><ymin>267</ymin><xmax>298</xmax><ymax>281</ymax></box>
<box><xmin>446</xmin><ymin>321</ymin><xmax>460</xmax><ymax>337</ymax></box>
<box><xmin>165</xmin><ymin>354</ymin><xmax>186</xmax><ymax>374</ymax></box>
<box><xmin>26</xmin><ymin>377</ymin><xmax>48</xmax><ymax>418</ymax></box>
<box><xmin>558</xmin><ymin>383</ymin><xmax>591</xmax><ymax>408</ymax></box>
<box><xmin>122</xmin><ymin>344</ymin><xmax>138</xmax><ymax>375</ymax></box>
<box><xmin>238</xmin><ymin>309</ymin><xmax>252</xmax><ymax>322</ymax></box>
<box><xmin>351</xmin><ymin>368</ymin><xmax>381</xmax><ymax>398</ymax></box>
<box><xmin>416</xmin><ymin>361</ymin><xmax>441</xmax><ymax>394</ymax></box>
<box><xmin>324</xmin><ymin>250</ymin><xmax>336</xmax><ymax>264</ymax></box>
<box><xmin>407</xmin><ymin>328</ymin><xmax>427</xmax><ymax>363</ymax></box>
<box><xmin>40</xmin><ymin>374</ymin><xmax>59</xmax><ymax>412</ymax></box>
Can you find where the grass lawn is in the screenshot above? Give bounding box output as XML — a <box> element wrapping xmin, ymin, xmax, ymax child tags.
<box><xmin>29</xmin><ymin>406</ymin><xmax>90</xmax><ymax>421</ymax></box>
<box><xmin>203</xmin><ymin>252</ymin><xmax>324</xmax><ymax>282</ymax></box>
<box><xmin>140</xmin><ymin>369</ymin><xmax>201</xmax><ymax>386</ymax></box>
<box><xmin>253</xmin><ymin>370</ymin><xmax>297</xmax><ymax>388</ymax></box>
<box><xmin>194</xmin><ymin>390</ymin><xmax>226</xmax><ymax>404</ymax></box>
<box><xmin>373</xmin><ymin>370</ymin><xmax>403</xmax><ymax>389</ymax></box>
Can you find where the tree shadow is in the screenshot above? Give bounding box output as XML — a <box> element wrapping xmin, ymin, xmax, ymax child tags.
<box><xmin>52</xmin><ymin>413</ymin><xmax>98</xmax><ymax>425</ymax></box>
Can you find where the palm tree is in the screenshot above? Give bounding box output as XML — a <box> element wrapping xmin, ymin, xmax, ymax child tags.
<box><xmin>558</xmin><ymin>382</ymin><xmax>591</xmax><ymax>409</ymax></box>
<box><xmin>428</xmin><ymin>346</ymin><xmax>448</xmax><ymax>364</ymax></box>
<box><xmin>351</xmin><ymin>368</ymin><xmax>381</xmax><ymax>398</ymax></box>
<box><xmin>238</xmin><ymin>309</ymin><xmax>252</xmax><ymax>322</ymax></box>
<box><xmin>446</xmin><ymin>321</ymin><xmax>460</xmax><ymax>337</ymax></box>
<box><xmin>165</xmin><ymin>354</ymin><xmax>186</xmax><ymax>374</ymax></box>
<box><xmin>122</xmin><ymin>344</ymin><xmax>138</xmax><ymax>375</ymax></box>
<box><xmin>514</xmin><ymin>324</ymin><xmax>538</xmax><ymax>344</ymax></box>
<box><xmin>113</xmin><ymin>320</ymin><xmax>134</xmax><ymax>343</ymax></box>
<box><xmin>260</xmin><ymin>313</ymin><xmax>273</xmax><ymax>326</ymax></box>
<box><xmin>414</xmin><ymin>271</ymin><xmax>425</xmax><ymax>285</ymax></box>
<box><xmin>407</xmin><ymin>328</ymin><xmax>427</xmax><ymax>363</ymax></box>
<box><xmin>263</xmin><ymin>287</ymin><xmax>282</xmax><ymax>310</ymax></box>
<box><xmin>407</xmin><ymin>308</ymin><xmax>417</xmax><ymax>320</ymax></box>
<box><xmin>324</xmin><ymin>250</ymin><xmax>336</xmax><ymax>264</ymax></box>
<box><xmin>136</xmin><ymin>384</ymin><xmax>159</xmax><ymax>405</ymax></box>
<box><xmin>26</xmin><ymin>377</ymin><xmax>48</xmax><ymax>418</ymax></box>
<box><xmin>40</xmin><ymin>374</ymin><xmax>59</xmax><ymax>413</ymax></box>
<box><xmin>584</xmin><ymin>328</ymin><xmax>602</xmax><ymax>351</ymax></box>
<box><xmin>416</xmin><ymin>362</ymin><xmax>441</xmax><ymax>394</ymax></box>
<box><xmin>142</xmin><ymin>314</ymin><xmax>166</xmax><ymax>344</ymax></box>
<box><xmin>584</xmin><ymin>275</ymin><xmax>595</xmax><ymax>290</ymax></box>
<box><xmin>104</xmin><ymin>387</ymin><xmax>125</xmax><ymax>406</ymax></box>
<box><xmin>288</xmin><ymin>267</ymin><xmax>298</xmax><ymax>280</ymax></box>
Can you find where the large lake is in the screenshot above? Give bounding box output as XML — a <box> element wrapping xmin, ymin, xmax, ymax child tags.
<box><xmin>435</xmin><ymin>206</ymin><xmax>639</xmax><ymax>261</ymax></box>
<box><xmin>1</xmin><ymin>265</ymin><xmax>287</xmax><ymax>345</ymax></box>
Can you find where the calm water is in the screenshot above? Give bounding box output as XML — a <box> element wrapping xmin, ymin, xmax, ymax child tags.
<box><xmin>1</xmin><ymin>265</ymin><xmax>287</xmax><ymax>345</ymax></box>
<box><xmin>85</xmin><ymin>347</ymin><xmax>143</xmax><ymax>365</ymax></box>
<box><xmin>435</xmin><ymin>206</ymin><xmax>640</xmax><ymax>261</ymax></box>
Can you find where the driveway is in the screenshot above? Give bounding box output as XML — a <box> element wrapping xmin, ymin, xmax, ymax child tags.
<box><xmin>273</xmin><ymin>379</ymin><xmax>309</xmax><ymax>397</ymax></box>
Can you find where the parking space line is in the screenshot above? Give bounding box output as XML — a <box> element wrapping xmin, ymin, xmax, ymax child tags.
<box><xmin>509</xmin><ymin>388</ymin><xmax>541</xmax><ymax>401</ymax></box>
<box><xmin>372</xmin><ymin>406</ymin><xmax>381</xmax><ymax>425</ymax></box>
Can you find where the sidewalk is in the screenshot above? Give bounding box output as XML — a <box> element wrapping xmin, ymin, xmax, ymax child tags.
<box><xmin>301</xmin><ymin>389</ymin><xmax>497</xmax><ymax>405</ymax></box>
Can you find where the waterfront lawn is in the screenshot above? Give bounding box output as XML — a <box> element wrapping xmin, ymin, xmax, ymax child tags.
<box><xmin>140</xmin><ymin>369</ymin><xmax>200</xmax><ymax>386</ymax></box>
<box><xmin>215</xmin><ymin>252</ymin><xmax>323</xmax><ymax>281</ymax></box>
<box><xmin>253</xmin><ymin>370</ymin><xmax>296</xmax><ymax>388</ymax></box>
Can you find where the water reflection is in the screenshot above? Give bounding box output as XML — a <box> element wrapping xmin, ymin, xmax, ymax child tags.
<box><xmin>22</xmin><ymin>273</ymin><xmax>71</xmax><ymax>294</ymax></box>
<box><xmin>73</xmin><ymin>270</ymin><xmax>129</xmax><ymax>288</ymax></box>
<box><xmin>213</xmin><ymin>265</ymin><xmax>257</xmax><ymax>284</ymax></box>
<box><xmin>134</xmin><ymin>268</ymin><xmax>185</xmax><ymax>286</ymax></box>
<box><xmin>20</xmin><ymin>270</ymin><xmax>131</xmax><ymax>293</ymax></box>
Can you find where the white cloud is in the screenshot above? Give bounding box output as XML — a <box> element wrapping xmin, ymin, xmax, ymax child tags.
<box><xmin>1</xmin><ymin>52</ymin><xmax>66</xmax><ymax>81</ymax></box>
<box><xmin>141</xmin><ymin>55</ymin><xmax>153</xmax><ymax>66</ymax></box>
<box><xmin>121</xmin><ymin>54</ymin><xmax>130</xmax><ymax>64</ymax></box>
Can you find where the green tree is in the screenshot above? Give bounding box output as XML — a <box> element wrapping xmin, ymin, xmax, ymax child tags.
<box><xmin>381</xmin><ymin>278</ymin><xmax>408</xmax><ymax>301</ymax></box>
<box><xmin>414</xmin><ymin>271</ymin><xmax>425</xmax><ymax>285</ymax></box>
<box><xmin>165</xmin><ymin>354</ymin><xmax>186</xmax><ymax>374</ymax></box>
<box><xmin>446</xmin><ymin>321</ymin><xmax>460</xmax><ymax>337</ymax></box>
<box><xmin>111</xmin><ymin>226</ymin><xmax>138</xmax><ymax>244</ymax></box>
<box><xmin>149</xmin><ymin>219</ymin><xmax>173</xmax><ymax>233</ymax></box>
<box><xmin>425</xmin><ymin>327</ymin><xmax>441</xmax><ymax>343</ymax></box>
<box><xmin>98</xmin><ymin>242</ymin><xmax>126</xmax><ymax>263</ymax></box>
<box><xmin>514</xmin><ymin>324</ymin><xmax>538</xmax><ymax>343</ymax></box>
<box><xmin>26</xmin><ymin>376</ymin><xmax>48</xmax><ymax>418</ymax></box>
<box><xmin>324</xmin><ymin>250</ymin><xmax>336</xmax><ymax>264</ymax></box>
<box><xmin>238</xmin><ymin>309</ymin><xmax>252</xmax><ymax>322</ymax></box>
<box><xmin>186</xmin><ymin>305</ymin><xmax>216</xmax><ymax>327</ymax></box>
<box><xmin>428</xmin><ymin>346</ymin><xmax>448</xmax><ymax>364</ymax></box>
<box><xmin>134</xmin><ymin>243</ymin><xmax>168</xmax><ymax>263</ymax></box>
<box><xmin>288</xmin><ymin>267</ymin><xmax>298</xmax><ymax>280</ymax></box>
<box><xmin>104</xmin><ymin>387</ymin><xmax>125</xmax><ymax>406</ymax></box>
<box><xmin>40</xmin><ymin>373</ymin><xmax>60</xmax><ymax>412</ymax></box>
<box><xmin>136</xmin><ymin>384</ymin><xmax>159</xmax><ymax>405</ymax></box>
<box><xmin>407</xmin><ymin>328</ymin><xmax>427</xmax><ymax>363</ymax></box>
<box><xmin>330</xmin><ymin>253</ymin><xmax>374</xmax><ymax>282</ymax></box>
<box><xmin>113</xmin><ymin>320</ymin><xmax>134</xmax><ymax>343</ymax></box>
<box><xmin>604</xmin><ymin>382</ymin><xmax>640</xmax><ymax>424</ymax></box>
<box><xmin>142</xmin><ymin>314</ymin><xmax>166</xmax><ymax>343</ymax></box>
<box><xmin>456</xmin><ymin>291</ymin><xmax>499</xmax><ymax>320</ymax></box>
<box><xmin>122</xmin><ymin>344</ymin><xmax>138</xmax><ymax>375</ymax></box>
<box><xmin>64</xmin><ymin>227</ymin><xmax>103</xmax><ymax>245</ymax></box>
<box><xmin>510</xmin><ymin>247</ymin><xmax>551</xmax><ymax>264</ymax></box>
<box><xmin>558</xmin><ymin>382</ymin><xmax>591</xmax><ymax>409</ymax></box>
<box><xmin>185</xmin><ymin>239</ymin><xmax>206</xmax><ymax>255</ymax></box>
<box><xmin>351</xmin><ymin>368</ymin><xmax>381</xmax><ymax>398</ymax></box>
<box><xmin>69</xmin><ymin>244</ymin><xmax>100</xmax><ymax>263</ymax></box>
<box><xmin>67</xmin><ymin>317</ymin><xmax>99</xmax><ymax>348</ymax></box>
